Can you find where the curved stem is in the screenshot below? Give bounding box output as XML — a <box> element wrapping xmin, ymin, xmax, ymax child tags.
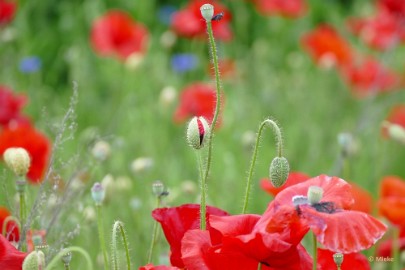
<box><xmin>111</xmin><ymin>221</ymin><xmax>131</xmax><ymax>270</ymax></box>
<box><xmin>242</xmin><ymin>119</ymin><xmax>283</xmax><ymax>214</ymax></box>
<box><xmin>147</xmin><ymin>197</ymin><xmax>161</xmax><ymax>263</ymax></box>
<box><xmin>45</xmin><ymin>246</ymin><xmax>93</xmax><ymax>270</ymax></box>
<box><xmin>312</xmin><ymin>233</ymin><xmax>317</xmax><ymax>270</ymax></box>
<box><xmin>96</xmin><ymin>204</ymin><xmax>109</xmax><ymax>269</ymax></box>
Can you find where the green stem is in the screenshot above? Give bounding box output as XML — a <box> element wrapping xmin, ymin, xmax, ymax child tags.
<box><xmin>242</xmin><ymin>119</ymin><xmax>283</xmax><ymax>214</ymax></box>
<box><xmin>392</xmin><ymin>226</ymin><xmax>400</xmax><ymax>270</ymax></box>
<box><xmin>96</xmin><ymin>204</ymin><xmax>109</xmax><ymax>269</ymax></box>
<box><xmin>16</xmin><ymin>179</ymin><xmax>27</xmax><ymax>252</ymax></box>
<box><xmin>199</xmin><ymin>19</ymin><xmax>221</xmax><ymax>230</ymax></box>
<box><xmin>64</xmin><ymin>264</ymin><xmax>71</xmax><ymax>270</ymax></box>
<box><xmin>258</xmin><ymin>262</ymin><xmax>262</xmax><ymax>270</ymax></box>
<box><xmin>45</xmin><ymin>246</ymin><xmax>93</xmax><ymax>270</ymax></box>
<box><xmin>111</xmin><ymin>221</ymin><xmax>131</xmax><ymax>270</ymax></box>
<box><xmin>198</xmin><ymin>152</ymin><xmax>207</xmax><ymax>230</ymax></box>
<box><xmin>342</xmin><ymin>157</ymin><xmax>350</xmax><ymax>180</ymax></box>
<box><xmin>147</xmin><ymin>197</ymin><xmax>161</xmax><ymax>263</ymax></box>
<box><xmin>313</xmin><ymin>233</ymin><xmax>317</xmax><ymax>270</ymax></box>
<box><xmin>2</xmin><ymin>216</ymin><xmax>21</xmax><ymax>238</ymax></box>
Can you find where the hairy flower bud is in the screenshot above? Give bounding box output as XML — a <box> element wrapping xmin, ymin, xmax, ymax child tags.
<box><xmin>3</xmin><ymin>147</ymin><xmax>31</xmax><ymax>177</ymax></box>
<box><xmin>22</xmin><ymin>250</ymin><xmax>45</xmax><ymax>270</ymax></box>
<box><xmin>200</xmin><ymin>4</ymin><xmax>214</xmax><ymax>21</ymax></box>
<box><xmin>269</xmin><ymin>157</ymin><xmax>289</xmax><ymax>188</ymax></box>
<box><xmin>186</xmin><ymin>116</ymin><xmax>210</xmax><ymax>150</ymax></box>
<box><xmin>307</xmin><ymin>186</ymin><xmax>323</xmax><ymax>205</ymax></box>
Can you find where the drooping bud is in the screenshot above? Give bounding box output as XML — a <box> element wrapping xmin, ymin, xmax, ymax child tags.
<box><xmin>307</xmin><ymin>186</ymin><xmax>323</xmax><ymax>205</ymax></box>
<box><xmin>22</xmin><ymin>250</ymin><xmax>45</xmax><ymax>270</ymax></box>
<box><xmin>91</xmin><ymin>182</ymin><xmax>105</xmax><ymax>205</ymax></box>
<box><xmin>200</xmin><ymin>4</ymin><xmax>214</xmax><ymax>21</ymax></box>
<box><xmin>186</xmin><ymin>116</ymin><xmax>210</xmax><ymax>150</ymax></box>
<box><xmin>269</xmin><ymin>156</ymin><xmax>289</xmax><ymax>188</ymax></box>
<box><xmin>152</xmin><ymin>180</ymin><xmax>165</xmax><ymax>197</ymax></box>
<box><xmin>333</xmin><ymin>253</ymin><xmax>344</xmax><ymax>268</ymax></box>
<box><xmin>3</xmin><ymin>147</ymin><xmax>31</xmax><ymax>177</ymax></box>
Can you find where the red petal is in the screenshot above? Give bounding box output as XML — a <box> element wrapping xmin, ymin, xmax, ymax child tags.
<box><xmin>260</xmin><ymin>172</ymin><xmax>310</xmax><ymax>196</ymax></box>
<box><xmin>380</xmin><ymin>175</ymin><xmax>405</xmax><ymax>198</ymax></box>
<box><xmin>0</xmin><ymin>207</ymin><xmax>19</xmax><ymax>242</ymax></box>
<box><xmin>152</xmin><ymin>204</ymin><xmax>228</xmax><ymax>268</ymax></box>
<box><xmin>274</xmin><ymin>175</ymin><xmax>354</xmax><ymax>210</ymax></box>
<box><xmin>378</xmin><ymin>197</ymin><xmax>405</xmax><ymax>226</ymax></box>
<box><xmin>318</xmin><ymin>248</ymin><xmax>370</xmax><ymax>270</ymax></box>
<box><xmin>138</xmin><ymin>263</ymin><xmax>180</xmax><ymax>270</ymax></box>
<box><xmin>0</xmin><ymin>234</ymin><xmax>26</xmax><ymax>270</ymax></box>
<box><xmin>301</xmin><ymin>206</ymin><xmax>387</xmax><ymax>253</ymax></box>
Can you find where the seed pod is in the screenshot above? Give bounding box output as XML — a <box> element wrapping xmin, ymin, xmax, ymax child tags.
<box><xmin>307</xmin><ymin>186</ymin><xmax>324</xmax><ymax>205</ymax></box>
<box><xmin>269</xmin><ymin>156</ymin><xmax>289</xmax><ymax>188</ymax></box>
<box><xmin>186</xmin><ymin>116</ymin><xmax>210</xmax><ymax>150</ymax></box>
<box><xmin>200</xmin><ymin>4</ymin><xmax>214</xmax><ymax>21</ymax></box>
<box><xmin>333</xmin><ymin>253</ymin><xmax>344</xmax><ymax>268</ymax></box>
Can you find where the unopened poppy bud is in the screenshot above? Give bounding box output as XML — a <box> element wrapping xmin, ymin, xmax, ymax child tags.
<box><xmin>62</xmin><ymin>249</ymin><xmax>72</xmax><ymax>266</ymax></box>
<box><xmin>91</xmin><ymin>182</ymin><xmax>105</xmax><ymax>205</ymax></box>
<box><xmin>333</xmin><ymin>253</ymin><xmax>344</xmax><ymax>268</ymax></box>
<box><xmin>186</xmin><ymin>116</ymin><xmax>210</xmax><ymax>150</ymax></box>
<box><xmin>22</xmin><ymin>250</ymin><xmax>45</xmax><ymax>270</ymax></box>
<box><xmin>307</xmin><ymin>186</ymin><xmax>323</xmax><ymax>205</ymax></box>
<box><xmin>269</xmin><ymin>157</ymin><xmax>289</xmax><ymax>188</ymax></box>
<box><xmin>200</xmin><ymin>4</ymin><xmax>214</xmax><ymax>21</ymax></box>
<box><xmin>3</xmin><ymin>147</ymin><xmax>31</xmax><ymax>177</ymax></box>
<box><xmin>152</xmin><ymin>180</ymin><xmax>165</xmax><ymax>196</ymax></box>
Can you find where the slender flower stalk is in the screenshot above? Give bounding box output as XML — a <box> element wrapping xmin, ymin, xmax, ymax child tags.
<box><xmin>91</xmin><ymin>182</ymin><xmax>108</xmax><ymax>269</ymax></box>
<box><xmin>16</xmin><ymin>178</ymin><xmax>27</xmax><ymax>251</ymax></box>
<box><xmin>45</xmin><ymin>246</ymin><xmax>93</xmax><ymax>270</ymax></box>
<box><xmin>242</xmin><ymin>119</ymin><xmax>284</xmax><ymax>214</ymax></box>
<box><xmin>197</xmin><ymin>152</ymin><xmax>207</xmax><ymax>230</ymax></box>
<box><xmin>196</xmin><ymin>4</ymin><xmax>222</xmax><ymax>230</ymax></box>
<box><xmin>111</xmin><ymin>221</ymin><xmax>131</xmax><ymax>270</ymax></box>
<box><xmin>147</xmin><ymin>193</ymin><xmax>162</xmax><ymax>263</ymax></box>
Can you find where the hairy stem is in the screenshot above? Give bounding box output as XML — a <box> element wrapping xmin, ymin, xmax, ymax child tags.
<box><xmin>45</xmin><ymin>246</ymin><xmax>93</xmax><ymax>270</ymax></box>
<box><xmin>147</xmin><ymin>197</ymin><xmax>161</xmax><ymax>263</ymax></box>
<box><xmin>111</xmin><ymin>221</ymin><xmax>131</xmax><ymax>270</ymax></box>
<box><xmin>96</xmin><ymin>204</ymin><xmax>109</xmax><ymax>269</ymax></box>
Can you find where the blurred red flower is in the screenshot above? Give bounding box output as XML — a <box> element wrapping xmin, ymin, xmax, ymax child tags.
<box><xmin>317</xmin><ymin>248</ymin><xmax>370</xmax><ymax>270</ymax></box>
<box><xmin>0</xmin><ymin>124</ymin><xmax>51</xmax><ymax>183</ymax></box>
<box><xmin>171</xmin><ymin>0</ymin><xmax>232</xmax><ymax>41</ymax></box>
<box><xmin>251</xmin><ymin>0</ymin><xmax>307</xmax><ymax>18</ymax></box>
<box><xmin>272</xmin><ymin>175</ymin><xmax>387</xmax><ymax>253</ymax></box>
<box><xmin>347</xmin><ymin>9</ymin><xmax>403</xmax><ymax>50</ymax></box>
<box><xmin>0</xmin><ymin>0</ymin><xmax>16</xmax><ymax>24</ymax></box>
<box><xmin>378</xmin><ymin>0</ymin><xmax>405</xmax><ymax>18</ymax></box>
<box><xmin>90</xmin><ymin>10</ymin><xmax>149</xmax><ymax>61</ymax></box>
<box><xmin>0</xmin><ymin>234</ymin><xmax>26</xmax><ymax>270</ymax></box>
<box><xmin>301</xmin><ymin>25</ymin><xmax>353</xmax><ymax>68</ymax></box>
<box><xmin>152</xmin><ymin>204</ymin><xmax>229</xmax><ymax>268</ymax></box>
<box><xmin>381</xmin><ymin>104</ymin><xmax>405</xmax><ymax>140</ymax></box>
<box><xmin>349</xmin><ymin>182</ymin><xmax>373</xmax><ymax>214</ymax></box>
<box><xmin>173</xmin><ymin>82</ymin><xmax>224</xmax><ymax>126</ymax></box>
<box><xmin>0</xmin><ymin>207</ymin><xmax>19</xmax><ymax>242</ymax></box>
<box><xmin>139</xmin><ymin>264</ymin><xmax>180</xmax><ymax>270</ymax></box>
<box><xmin>341</xmin><ymin>57</ymin><xmax>399</xmax><ymax>97</ymax></box>
<box><xmin>260</xmin><ymin>171</ymin><xmax>310</xmax><ymax>197</ymax></box>
<box><xmin>377</xmin><ymin>176</ymin><xmax>405</xmax><ymax>226</ymax></box>
<box><xmin>0</xmin><ymin>85</ymin><xmax>29</xmax><ymax>128</ymax></box>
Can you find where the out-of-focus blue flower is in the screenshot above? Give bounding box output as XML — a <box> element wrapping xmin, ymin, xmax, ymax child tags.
<box><xmin>19</xmin><ymin>56</ymin><xmax>42</xmax><ymax>73</ymax></box>
<box><xmin>171</xmin><ymin>53</ymin><xmax>198</xmax><ymax>73</ymax></box>
<box><xmin>158</xmin><ymin>5</ymin><xmax>177</xmax><ymax>25</ymax></box>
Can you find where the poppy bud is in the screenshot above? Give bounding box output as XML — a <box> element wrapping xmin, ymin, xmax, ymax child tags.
<box><xmin>269</xmin><ymin>157</ymin><xmax>289</xmax><ymax>188</ymax></box>
<box><xmin>307</xmin><ymin>186</ymin><xmax>323</xmax><ymax>205</ymax></box>
<box><xmin>152</xmin><ymin>180</ymin><xmax>165</xmax><ymax>197</ymax></box>
<box><xmin>22</xmin><ymin>250</ymin><xmax>45</xmax><ymax>270</ymax></box>
<box><xmin>333</xmin><ymin>253</ymin><xmax>344</xmax><ymax>268</ymax></box>
<box><xmin>91</xmin><ymin>182</ymin><xmax>105</xmax><ymax>205</ymax></box>
<box><xmin>62</xmin><ymin>249</ymin><xmax>72</xmax><ymax>266</ymax></box>
<box><xmin>200</xmin><ymin>4</ymin><xmax>214</xmax><ymax>22</ymax></box>
<box><xmin>186</xmin><ymin>116</ymin><xmax>210</xmax><ymax>150</ymax></box>
<box><xmin>3</xmin><ymin>147</ymin><xmax>31</xmax><ymax>177</ymax></box>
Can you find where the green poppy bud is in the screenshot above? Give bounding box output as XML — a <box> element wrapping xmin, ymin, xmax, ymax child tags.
<box><xmin>22</xmin><ymin>250</ymin><xmax>45</xmax><ymax>270</ymax></box>
<box><xmin>269</xmin><ymin>156</ymin><xmax>289</xmax><ymax>188</ymax></box>
<box><xmin>186</xmin><ymin>116</ymin><xmax>210</xmax><ymax>150</ymax></box>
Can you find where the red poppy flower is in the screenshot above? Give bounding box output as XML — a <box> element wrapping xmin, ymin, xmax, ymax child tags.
<box><xmin>171</xmin><ymin>0</ymin><xmax>232</xmax><ymax>41</ymax></box>
<box><xmin>0</xmin><ymin>85</ymin><xmax>29</xmax><ymax>128</ymax></box>
<box><xmin>381</xmin><ymin>104</ymin><xmax>405</xmax><ymax>140</ymax></box>
<box><xmin>181</xmin><ymin>213</ymin><xmax>311</xmax><ymax>270</ymax></box>
<box><xmin>251</xmin><ymin>0</ymin><xmax>307</xmax><ymax>18</ymax></box>
<box><xmin>378</xmin><ymin>0</ymin><xmax>405</xmax><ymax>18</ymax></box>
<box><xmin>0</xmin><ymin>0</ymin><xmax>16</xmax><ymax>24</ymax></box>
<box><xmin>0</xmin><ymin>207</ymin><xmax>19</xmax><ymax>242</ymax></box>
<box><xmin>341</xmin><ymin>57</ymin><xmax>399</xmax><ymax>97</ymax></box>
<box><xmin>377</xmin><ymin>236</ymin><xmax>405</xmax><ymax>257</ymax></box>
<box><xmin>173</xmin><ymin>82</ymin><xmax>224</xmax><ymax>126</ymax></box>
<box><xmin>90</xmin><ymin>10</ymin><xmax>149</xmax><ymax>61</ymax></box>
<box><xmin>0</xmin><ymin>234</ymin><xmax>26</xmax><ymax>270</ymax></box>
<box><xmin>152</xmin><ymin>204</ymin><xmax>229</xmax><ymax>268</ymax></box>
<box><xmin>0</xmin><ymin>124</ymin><xmax>51</xmax><ymax>183</ymax></box>
<box><xmin>272</xmin><ymin>175</ymin><xmax>387</xmax><ymax>253</ymax></box>
<box><xmin>260</xmin><ymin>172</ymin><xmax>310</xmax><ymax>197</ymax></box>
<box><xmin>317</xmin><ymin>248</ymin><xmax>370</xmax><ymax>270</ymax></box>
<box><xmin>301</xmin><ymin>25</ymin><xmax>353</xmax><ymax>68</ymax></box>
<box><xmin>377</xmin><ymin>176</ymin><xmax>405</xmax><ymax>226</ymax></box>
<box><xmin>347</xmin><ymin>9</ymin><xmax>403</xmax><ymax>50</ymax></box>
